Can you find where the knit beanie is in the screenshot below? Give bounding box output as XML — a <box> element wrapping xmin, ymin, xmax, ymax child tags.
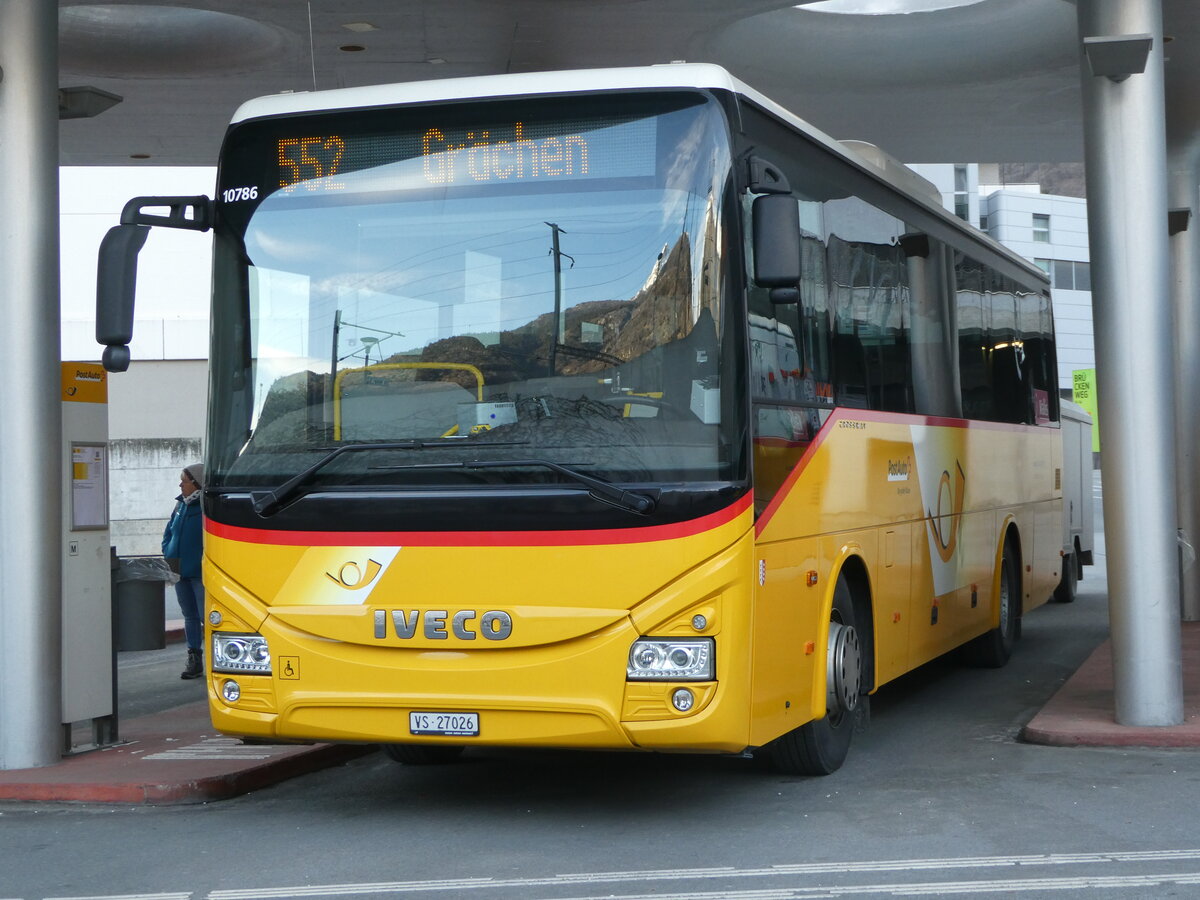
<box><xmin>184</xmin><ymin>463</ymin><xmax>205</xmax><ymax>489</ymax></box>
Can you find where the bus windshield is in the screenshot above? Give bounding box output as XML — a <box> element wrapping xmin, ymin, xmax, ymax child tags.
<box><xmin>208</xmin><ymin>92</ymin><xmax>740</xmax><ymax>494</ymax></box>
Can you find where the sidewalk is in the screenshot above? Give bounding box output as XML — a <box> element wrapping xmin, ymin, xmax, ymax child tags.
<box><xmin>0</xmin><ymin>702</ymin><xmax>369</xmax><ymax>805</ymax></box>
<box><xmin>1021</xmin><ymin>620</ymin><xmax>1200</xmax><ymax>747</ymax></box>
<box><xmin>2</xmin><ymin>618</ymin><xmax>1197</xmax><ymax>806</ymax></box>
<box><xmin>0</xmin><ymin>619</ymin><xmax>369</xmax><ymax>805</ymax></box>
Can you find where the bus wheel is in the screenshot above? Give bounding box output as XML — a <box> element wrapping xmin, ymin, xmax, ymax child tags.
<box><xmin>382</xmin><ymin>743</ymin><xmax>465</xmax><ymax>765</ymax></box>
<box><xmin>965</xmin><ymin>542</ymin><xmax>1019</xmax><ymax>667</ymax></box>
<box><xmin>769</xmin><ymin>577</ymin><xmax>866</xmax><ymax>776</ymax></box>
<box><xmin>1053</xmin><ymin>552</ymin><xmax>1077</xmax><ymax>603</ymax></box>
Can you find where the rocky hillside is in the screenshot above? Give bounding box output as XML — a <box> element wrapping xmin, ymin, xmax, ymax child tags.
<box><xmin>998</xmin><ymin>162</ymin><xmax>1086</xmax><ymax>198</ymax></box>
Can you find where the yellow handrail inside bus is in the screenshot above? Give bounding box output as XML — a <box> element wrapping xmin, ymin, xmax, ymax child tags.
<box><xmin>332</xmin><ymin>361</ymin><xmax>485</xmax><ymax>440</ymax></box>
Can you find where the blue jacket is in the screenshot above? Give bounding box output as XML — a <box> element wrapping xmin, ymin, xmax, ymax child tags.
<box><xmin>162</xmin><ymin>496</ymin><xmax>204</xmax><ymax>579</ymax></box>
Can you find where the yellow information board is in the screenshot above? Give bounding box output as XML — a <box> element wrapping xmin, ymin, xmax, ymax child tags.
<box><xmin>61</xmin><ymin>362</ymin><xmax>107</xmax><ymax>404</ymax></box>
<box><xmin>1072</xmin><ymin>368</ymin><xmax>1100</xmax><ymax>453</ymax></box>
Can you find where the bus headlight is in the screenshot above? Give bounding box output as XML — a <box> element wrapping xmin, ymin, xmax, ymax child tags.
<box><xmin>627</xmin><ymin>638</ymin><xmax>714</xmax><ymax>681</ymax></box>
<box><xmin>212</xmin><ymin>633</ymin><xmax>272</xmax><ymax>675</ymax></box>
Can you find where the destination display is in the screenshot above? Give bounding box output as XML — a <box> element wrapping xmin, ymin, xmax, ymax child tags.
<box><xmin>273</xmin><ymin>115</ymin><xmax>658</xmax><ymax>195</ymax></box>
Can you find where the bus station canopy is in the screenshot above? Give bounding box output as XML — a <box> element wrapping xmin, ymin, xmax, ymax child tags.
<box><xmin>55</xmin><ymin>0</ymin><xmax>1200</xmax><ymax>168</ymax></box>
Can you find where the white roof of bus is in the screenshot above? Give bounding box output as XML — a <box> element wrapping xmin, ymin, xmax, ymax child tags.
<box><xmin>231</xmin><ymin>63</ymin><xmax>760</xmax><ymax>123</ymax></box>
<box><xmin>229</xmin><ymin>62</ymin><xmax>1047</xmax><ymax>285</ymax></box>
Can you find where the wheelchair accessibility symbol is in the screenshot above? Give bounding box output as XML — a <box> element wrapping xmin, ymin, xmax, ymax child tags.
<box><xmin>279</xmin><ymin>656</ymin><xmax>300</xmax><ymax>680</ymax></box>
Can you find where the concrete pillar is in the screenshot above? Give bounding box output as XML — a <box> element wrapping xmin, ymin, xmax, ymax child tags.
<box><xmin>1077</xmin><ymin>0</ymin><xmax>1184</xmax><ymax>725</ymax></box>
<box><xmin>0</xmin><ymin>1</ymin><xmax>64</xmax><ymax>768</ymax></box>
<box><xmin>1168</xmin><ymin>151</ymin><xmax>1200</xmax><ymax>622</ymax></box>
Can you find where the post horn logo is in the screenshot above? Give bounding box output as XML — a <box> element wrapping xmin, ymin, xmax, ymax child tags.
<box><xmin>326</xmin><ymin>558</ymin><xmax>384</xmax><ymax>590</ymax></box>
<box><xmin>927</xmin><ymin>461</ymin><xmax>966</xmax><ymax>564</ymax></box>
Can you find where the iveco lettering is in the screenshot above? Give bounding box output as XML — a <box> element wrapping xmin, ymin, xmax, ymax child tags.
<box><xmin>374</xmin><ymin>609</ymin><xmax>513</xmax><ymax>641</ymax></box>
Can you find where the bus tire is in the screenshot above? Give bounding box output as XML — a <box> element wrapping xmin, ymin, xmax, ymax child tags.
<box><xmin>769</xmin><ymin>576</ymin><xmax>866</xmax><ymax>776</ymax></box>
<box><xmin>1053</xmin><ymin>552</ymin><xmax>1077</xmax><ymax>603</ymax></box>
<box><xmin>382</xmin><ymin>743</ymin><xmax>465</xmax><ymax>765</ymax></box>
<box><xmin>965</xmin><ymin>541</ymin><xmax>1019</xmax><ymax>667</ymax></box>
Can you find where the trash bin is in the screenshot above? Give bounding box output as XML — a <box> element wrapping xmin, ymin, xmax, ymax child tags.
<box><xmin>113</xmin><ymin>556</ymin><xmax>173</xmax><ymax>651</ymax></box>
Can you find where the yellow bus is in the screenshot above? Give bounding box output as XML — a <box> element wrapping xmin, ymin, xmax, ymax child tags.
<box><xmin>97</xmin><ymin>64</ymin><xmax>1065</xmax><ymax>774</ymax></box>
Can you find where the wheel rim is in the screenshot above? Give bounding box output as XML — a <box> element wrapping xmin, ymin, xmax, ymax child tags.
<box><xmin>827</xmin><ymin>619</ymin><xmax>861</xmax><ymax>718</ymax></box>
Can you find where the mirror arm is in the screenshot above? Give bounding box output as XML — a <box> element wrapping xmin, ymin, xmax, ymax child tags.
<box><xmin>120</xmin><ymin>195</ymin><xmax>213</xmax><ymax>231</ymax></box>
<box><xmin>747</xmin><ymin>155</ymin><xmax>793</xmax><ymax>195</ymax></box>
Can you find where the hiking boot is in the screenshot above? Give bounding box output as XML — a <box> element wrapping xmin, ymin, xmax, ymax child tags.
<box><xmin>181</xmin><ymin>648</ymin><xmax>204</xmax><ymax>680</ymax></box>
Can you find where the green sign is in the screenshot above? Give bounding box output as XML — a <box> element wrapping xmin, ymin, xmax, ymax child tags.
<box><xmin>1072</xmin><ymin>368</ymin><xmax>1100</xmax><ymax>453</ymax></box>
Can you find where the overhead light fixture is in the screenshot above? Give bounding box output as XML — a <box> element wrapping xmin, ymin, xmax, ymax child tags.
<box><xmin>1083</xmin><ymin>34</ymin><xmax>1153</xmax><ymax>82</ymax></box>
<box><xmin>339</xmin><ymin>44</ymin><xmax>366</xmax><ymax>52</ymax></box>
<box><xmin>426</xmin><ymin>57</ymin><xmax>446</xmax><ymax>65</ymax></box>
<box><xmin>1169</xmin><ymin>208</ymin><xmax>1191</xmax><ymax>236</ymax></box>
<box><xmin>799</xmin><ymin>0</ymin><xmax>986</xmax><ymax>13</ymax></box>
<box><xmin>341</xmin><ymin>22</ymin><xmax>378</xmax><ymax>33</ymax></box>
<box><xmin>58</xmin><ymin>85</ymin><xmax>122</xmax><ymax>120</ymax></box>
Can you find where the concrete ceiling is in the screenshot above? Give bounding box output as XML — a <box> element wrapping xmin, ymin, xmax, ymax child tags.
<box><xmin>56</xmin><ymin>0</ymin><xmax>1200</xmax><ymax>167</ymax></box>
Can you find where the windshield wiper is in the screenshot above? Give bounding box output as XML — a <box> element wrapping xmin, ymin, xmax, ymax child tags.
<box><xmin>379</xmin><ymin>459</ymin><xmax>657</xmax><ymax>515</ymax></box>
<box><xmin>251</xmin><ymin>440</ymin><xmax>527</xmax><ymax>517</ymax></box>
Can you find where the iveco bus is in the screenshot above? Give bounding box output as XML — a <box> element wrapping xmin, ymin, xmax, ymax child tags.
<box><xmin>97</xmin><ymin>64</ymin><xmax>1066</xmax><ymax>774</ymax></box>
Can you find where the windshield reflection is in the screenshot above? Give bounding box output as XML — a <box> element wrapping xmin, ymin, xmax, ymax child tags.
<box><xmin>209</xmin><ymin>96</ymin><xmax>737</xmax><ymax>491</ymax></box>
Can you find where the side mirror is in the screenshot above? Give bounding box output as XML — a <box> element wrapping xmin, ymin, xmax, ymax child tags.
<box><xmin>95</xmin><ymin>223</ymin><xmax>150</xmax><ymax>372</ymax></box>
<box><xmin>751</xmin><ymin>194</ymin><xmax>801</xmax><ymax>304</ymax></box>
<box><xmin>95</xmin><ymin>195</ymin><xmax>213</xmax><ymax>373</ymax></box>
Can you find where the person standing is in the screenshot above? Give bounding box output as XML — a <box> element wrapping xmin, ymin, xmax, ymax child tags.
<box><xmin>162</xmin><ymin>463</ymin><xmax>206</xmax><ymax>680</ymax></box>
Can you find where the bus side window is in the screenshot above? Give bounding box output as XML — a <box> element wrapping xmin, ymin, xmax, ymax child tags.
<box><xmin>1021</xmin><ymin>290</ymin><xmax>1059</xmax><ymax>423</ymax></box>
<box><xmin>832</xmin><ymin>331</ymin><xmax>869</xmax><ymax>409</ymax></box>
<box><xmin>990</xmin><ymin>285</ymin><xmax>1028</xmax><ymax>424</ymax></box>
<box><xmin>991</xmin><ymin>343</ymin><xmax>1029</xmax><ymax>424</ymax></box>
<box><xmin>798</xmin><ymin>223</ymin><xmax>833</xmax><ymax>402</ymax></box>
<box><xmin>827</xmin><ymin>227</ymin><xmax>911</xmax><ymax>414</ymax></box>
<box><xmin>956</xmin><ymin>254</ymin><xmax>994</xmax><ymax>421</ymax></box>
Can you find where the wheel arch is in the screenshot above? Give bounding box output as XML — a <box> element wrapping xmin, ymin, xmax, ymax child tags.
<box><xmin>995</xmin><ymin>517</ymin><xmax>1024</xmax><ymax>623</ymax></box>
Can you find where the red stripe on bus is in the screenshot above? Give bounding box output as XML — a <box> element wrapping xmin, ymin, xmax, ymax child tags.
<box><xmin>752</xmin><ymin>407</ymin><xmax>1053</xmax><ymax>537</ymax></box>
<box><xmin>205</xmin><ymin>491</ymin><xmax>753</xmax><ymax>547</ymax></box>
<box><xmin>754</xmin><ymin>412</ymin><xmax>838</xmax><ymax>537</ymax></box>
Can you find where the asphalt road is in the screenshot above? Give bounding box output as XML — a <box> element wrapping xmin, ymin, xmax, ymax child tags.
<box><xmin>5</xmin><ymin>473</ymin><xmax>1199</xmax><ymax>900</ymax></box>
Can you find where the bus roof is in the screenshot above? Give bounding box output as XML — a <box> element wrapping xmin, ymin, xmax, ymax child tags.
<box><xmin>229</xmin><ymin>63</ymin><xmax>1048</xmax><ymax>287</ymax></box>
<box><xmin>231</xmin><ymin>63</ymin><xmax>758</xmax><ymax>124</ymax></box>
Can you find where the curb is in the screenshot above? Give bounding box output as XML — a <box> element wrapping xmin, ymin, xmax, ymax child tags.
<box><xmin>0</xmin><ymin>744</ymin><xmax>371</xmax><ymax>805</ymax></box>
<box><xmin>1021</xmin><ymin>625</ymin><xmax>1200</xmax><ymax>748</ymax></box>
<box><xmin>0</xmin><ymin>702</ymin><xmax>375</xmax><ymax>806</ymax></box>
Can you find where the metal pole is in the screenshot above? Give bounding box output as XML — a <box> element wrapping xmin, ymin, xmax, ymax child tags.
<box><xmin>546</xmin><ymin>222</ymin><xmax>567</xmax><ymax>376</ymax></box>
<box><xmin>1077</xmin><ymin>0</ymin><xmax>1184</xmax><ymax>725</ymax></box>
<box><xmin>1168</xmin><ymin>152</ymin><xmax>1200</xmax><ymax>622</ymax></box>
<box><xmin>0</xmin><ymin>0</ymin><xmax>64</xmax><ymax>767</ymax></box>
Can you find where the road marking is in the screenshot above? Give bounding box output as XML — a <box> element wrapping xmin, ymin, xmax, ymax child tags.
<box><xmin>211</xmin><ymin>881</ymin><xmax>496</xmax><ymax>899</ymax></box>
<box><xmin>206</xmin><ymin>849</ymin><xmax>1200</xmax><ymax>899</ymax></box>
<box><xmin>553</xmin><ymin>892</ymin><xmax>807</xmax><ymax>900</ymax></box>
<box><xmin>47</xmin><ymin>894</ymin><xmax>191</xmax><ymax>900</ymax></box>
<box><xmin>538</xmin><ymin>872</ymin><xmax>1200</xmax><ymax>899</ymax></box>
<box><xmin>144</xmin><ymin>738</ymin><xmax>293</xmax><ymax>761</ymax></box>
